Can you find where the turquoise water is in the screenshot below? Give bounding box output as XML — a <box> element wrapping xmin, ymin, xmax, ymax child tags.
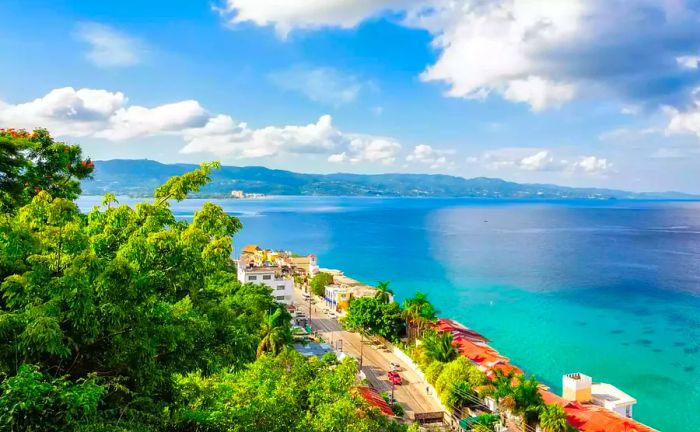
<box><xmin>77</xmin><ymin>196</ymin><xmax>700</xmax><ymax>431</ymax></box>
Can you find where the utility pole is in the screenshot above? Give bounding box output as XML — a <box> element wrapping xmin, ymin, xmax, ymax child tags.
<box><xmin>359</xmin><ymin>331</ymin><xmax>364</xmax><ymax>369</ymax></box>
<box><xmin>308</xmin><ymin>292</ymin><xmax>312</xmax><ymax>329</ymax></box>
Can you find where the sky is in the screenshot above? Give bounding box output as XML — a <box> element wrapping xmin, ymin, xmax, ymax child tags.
<box><xmin>1</xmin><ymin>0</ymin><xmax>700</xmax><ymax>193</ymax></box>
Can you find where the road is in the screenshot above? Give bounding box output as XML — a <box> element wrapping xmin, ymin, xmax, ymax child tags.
<box><xmin>293</xmin><ymin>286</ymin><xmax>442</xmax><ymax>417</ymax></box>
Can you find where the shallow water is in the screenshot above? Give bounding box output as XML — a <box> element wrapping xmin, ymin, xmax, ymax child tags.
<box><xmin>78</xmin><ymin>196</ymin><xmax>700</xmax><ymax>431</ymax></box>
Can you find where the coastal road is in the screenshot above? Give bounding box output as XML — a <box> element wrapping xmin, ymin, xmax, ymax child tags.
<box><xmin>292</xmin><ymin>286</ymin><xmax>442</xmax><ymax>417</ymax></box>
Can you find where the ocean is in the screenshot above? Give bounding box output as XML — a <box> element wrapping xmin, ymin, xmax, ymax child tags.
<box><xmin>77</xmin><ymin>196</ymin><xmax>700</xmax><ymax>431</ymax></box>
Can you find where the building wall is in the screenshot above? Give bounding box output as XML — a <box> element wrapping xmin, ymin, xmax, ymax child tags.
<box><xmin>238</xmin><ymin>267</ymin><xmax>294</xmax><ymax>305</ymax></box>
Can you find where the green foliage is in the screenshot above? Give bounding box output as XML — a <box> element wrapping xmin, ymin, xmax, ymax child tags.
<box><xmin>0</xmin><ymin>364</ymin><xmax>106</xmax><ymax>431</ymax></box>
<box><xmin>0</xmin><ymin>128</ymin><xmax>93</xmax><ymax>212</ymax></box>
<box><xmin>402</xmin><ymin>291</ymin><xmax>437</xmax><ymax>340</ymax></box>
<box><xmin>257</xmin><ymin>306</ymin><xmax>293</xmax><ymax>357</ymax></box>
<box><xmin>342</xmin><ymin>296</ymin><xmax>404</xmax><ymax>341</ymax></box>
<box><xmin>173</xmin><ymin>350</ymin><xmax>406</xmax><ymax>432</ymax></box>
<box><xmin>539</xmin><ymin>404</ymin><xmax>570</xmax><ymax>432</ymax></box>
<box><xmin>424</xmin><ymin>361</ymin><xmax>445</xmax><ymax>386</ymax></box>
<box><xmin>309</xmin><ymin>272</ymin><xmax>333</xmax><ymax>296</ymax></box>
<box><xmin>436</xmin><ymin>358</ymin><xmax>484</xmax><ymax>413</ymax></box>
<box><xmin>511</xmin><ymin>375</ymin><xmax>544</xmax><ymax>430</ymax></box>
<box><xmin>374</xmin><ymin>280</ymin><xmax>393</xmax><ymax>303</ymax></box>
<box><xmin>0</xmin><ymin>162</ymin><xmax>284</xmax><ymax>429</ymax></box>
<box><xmin>421</xmin><ymin>330</ymin><xmax>458</xmax><ymax>363</ymax></box>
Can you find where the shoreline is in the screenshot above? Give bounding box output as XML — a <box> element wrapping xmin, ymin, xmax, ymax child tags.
<box><xmin>322</xmin><ymin>266</ymin><xmax>660</xmax><ymax>432</ymax></box>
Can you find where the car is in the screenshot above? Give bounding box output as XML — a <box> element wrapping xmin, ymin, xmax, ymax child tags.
<box><xmin>328</xmin><ymin>312</ymin><xmax>337</xmax><ymax>319</ymax></box>
<box><xmin>387</xmin><ymin>371</ymin><xmax>402</xmax><ymax>385</ymax></box>
<box><xmin>390</xmin><ymin>362</ymin><xmax>401</xmax><ymax>371</ymax></box>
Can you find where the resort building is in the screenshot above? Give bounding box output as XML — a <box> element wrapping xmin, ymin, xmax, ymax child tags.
<box><xmin>237</xmin><ymin>262</ymin><xmax>293</xmax><ymax>304</ymax></box>
<box><xmin>563</xmin><ymin>373</ymin><xmax>637</xmax><ymax>418</ymax></box>
<box><xmin>288</xmin><ymin>255</ymin><xmax>319</xmax><ymax>276</ymax></box>
<box><xmin>324</xmin><ymin>284</ymin><xmax>352</xmax><ymax>312</ymax></box>
<box><xmin>236</xmin><ymin>245</ymin><xmax>294</xmax><ymax>304</ymax></box>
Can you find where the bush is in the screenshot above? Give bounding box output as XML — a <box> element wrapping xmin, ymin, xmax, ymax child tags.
<box><xmin>425</xmin><ymin>361</ymin><xmax>446</xmax><ymax>385</ymax></box>
<box><xmin>435</xmin><ymin>357</ymin><xmax>483</xmax><ymax>395</ymax></box>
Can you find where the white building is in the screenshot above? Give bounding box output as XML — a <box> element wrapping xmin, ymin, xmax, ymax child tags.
<box><xmin>237</xmin><ymin>263</ymin><xmax>294</xmax><ymax>305</ymax></box>
<box><xmin>562</xmin><ymin>373</ymin><xmax>637</xmax><ymax>418</ymax></box>
<box><xmin>591</xmin><ymin>382</ymin><xmax>637</xmax><ymax>418</ymax></box>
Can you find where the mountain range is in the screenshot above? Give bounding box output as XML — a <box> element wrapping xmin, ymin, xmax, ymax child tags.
<box><xmin>80</xmin><ymin>159</ymin><xmax>697</xmax><ymax>200</ymax></box>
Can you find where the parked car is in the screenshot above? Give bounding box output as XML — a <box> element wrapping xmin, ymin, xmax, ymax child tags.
<box><xmin>390</xmin><ymin>362</ymin><xmax>401</xmax><ymax>371</ymax></box>
<box><xmin>387</xmin><ymin>371</ymin><xmax>402</xmax><ymax>385</ymax></box>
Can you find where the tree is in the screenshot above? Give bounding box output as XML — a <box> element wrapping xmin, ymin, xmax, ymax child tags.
<box><xmin>257</xmin><ymin>307</ymin><xmax>293</xmax><ymax>357</ymax></box>
<box><xmin>0</xmin><ymin>162</ymin><xmax>280</xmax><ymax>429</ymax></box>
<box><xmin>434</xmin><ymin>357</ymin><xmax>484</xmax><ymax>404</ymax></box>
<box><xmin>421</xmin><ymin>330</ymin><xmax>457</xmax><ymax>363</ymax></box>
<box><xmin>0</xmin><ymin>128</ymin><xmax>94</xmax><ymax>212</ymax></box>
<box><xmin>342</xmin><ymin>296</ymin><xmax>404</xmax><ymax>341</ymax></box>
<box><xmin>174</xmin><ymin>351</ymin><xmax>407</xmax><ymax>432</ymax></box>
<box><xmin>403</xmin><ymin>291</ymin><xmax>437</xmax><ymax>340</ymax></box>
<box><xmin>310</xmin><ymin>272</ymin><xmax>334</xmax><ymax>296</ymax></box>
<box><xmin>539</xmin><ymin>404</ymin><xmax>570</xmax><ymax>432</ymax></box>
<box><xmin>511</xmin><ymin>375</ymin><xmax>545</xmax><ymax>431</ymax></box>
<box><xmin>374</xmin><ymin>280</ymin><xmax>393</xmax><ymax>303</ymax></box>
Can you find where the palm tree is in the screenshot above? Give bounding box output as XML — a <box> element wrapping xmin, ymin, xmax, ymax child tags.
<box><xmin>421</xmin><ymin>330</ymin><xmax>457</xmax><ymax>363</ymax></box>
<box><xmin>256</xmin><ymin>307</ymin><xmax>292</xmax><ymax>357</ymax></box>
<box><xmin>479</xmin><ymin>369</ymin><xmax>518</xmax><ymax>428</ymax></box>
<box><xmin>403</xmin><ymin>292</ymin><xmax>437</xmax><ymax>340</ymax></box>
<box><xmin>539</xmin><ymin>404</ymin><xmax>569</xmax><ymax>432</ymax></box>
<box><xmin>511</xmin><ymin>375</ymin><xmax>544</xmax><ymax>432</ymax></box>
<box><xmin>374</xmin><ymin>280</ymin><xmax>393</xmax><ymax>304</ymax></box>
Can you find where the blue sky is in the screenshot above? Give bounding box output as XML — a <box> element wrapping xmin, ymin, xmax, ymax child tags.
<box><xmin>1</xmin><ymin>0</ymin><xmax>700</xmax><ymax>192</ymax></box>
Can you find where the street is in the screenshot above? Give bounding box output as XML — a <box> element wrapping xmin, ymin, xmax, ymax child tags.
<box><xmin>292</xmin><ymin>286</ymin><xmax>442</xmax><ymax>417</ymax></box>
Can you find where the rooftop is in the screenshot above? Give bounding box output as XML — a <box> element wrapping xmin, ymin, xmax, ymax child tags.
<box><xmin>592</xmin><ymin>382</ymin><xmax>637</xmax><ymax>407</ymax></box>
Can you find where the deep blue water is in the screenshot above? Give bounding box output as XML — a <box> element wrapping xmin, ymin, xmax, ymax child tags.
<box><xmin>77</xmin><ymin>196</ymin><xmax>700</xmax><ymax>431</ymax></box>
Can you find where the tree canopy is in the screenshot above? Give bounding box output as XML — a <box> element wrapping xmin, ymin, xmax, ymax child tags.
<box><xmin>310</xmin><ymin>272</ymin><xmax>334</xmax><ymax>296</ymax></box>
<box><xmin>0</xmin><ymin>147</ymin><xmax>406</xmax><ymax>431</ymax></box>
<box><xmin>0</xmin><ymin>128</ymin><xmax>94</xmax><ymax>212</ymax></box>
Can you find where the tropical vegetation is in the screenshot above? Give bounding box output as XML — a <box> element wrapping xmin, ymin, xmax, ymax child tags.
<box><xmin>309</xmin><ymin>271</ymin><xmax>334</xmax><ymax>296</ymax></box>
<box><xmin>0</xmin><ymin>129</ymin><xmax>407</xmax><ymax>431</ymax></box>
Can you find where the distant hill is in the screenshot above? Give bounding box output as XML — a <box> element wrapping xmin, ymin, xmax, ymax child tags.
<box><xmin>80</xmin><ymin>159</ymin><xmax>698</xmax><ymax>200</ymax></box>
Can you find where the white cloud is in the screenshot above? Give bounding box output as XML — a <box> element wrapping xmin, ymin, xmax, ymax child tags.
<box><xmin>219</xmin><ymin>0</ymin><xmax>700</xmax><ymax>111</ymax></box>
<box><xmin>269</xmin><ymin>65</ymin><xmax>367</xmax><ymax>106</ymax></box>
<box><xmin>0</xmin><ymin>87</ymin><xmax>207</xmax><ymax>140</ymax></box>
<box><xmin>215</xmin><ymin>0</ymin><xmax>409</xmax><ymax>38</ymax></box>
<box><xmin>468</xmin><ymin>147</ymin><xmax>612</xmax><ymax>175</ymax></box>
<box><xmin>677</xmin><ymin>55</ymin><xmax>700</xmax><ymax>70</ymax></box>
<box><xmin>181</xmin><ymin>114</ymin><xmax>340</xmax><ymax>158</ymax></box>
<box><xmin>665</xmin><ymin>101</ymin><xmax>700</xmax><ymax>139</ymax></box>
<box><xmin>328</xmin><ymin>152</ymin><xmax>349</xmax><ymax>163</ymax></box>
<box><xmin>574</xmin><ymin>156</ymin><xmax>611</xmax><ymax>174</ymax></box>
<box><xmin>503</xmin><ymin>78</ymin><xmax>576</xmax><ymax>112</ymax></box>
<box><xmin>406</xmin><ymin>144</ymin><xmax>452</xmax><ymax>168</ymax></box>
<box><xmin>344</xmin><ymin>135</ymin><xmax>401</xmax><ymax>164</ymax></box>
<box><xmin>0</xmin><ymin>87</ymin><xmax>126</xmax><ymax>136</ymax></box>
<box><xmin>97</xmin><ymin>101</ymin><xmax>208</xmax><ymax>140</ymax></box>
<box><xmin>75</xmin><ymin>23</ymin><xmax>144</xmax><ymax>68</ymax></box>
<box><xmin>0</xmin><ymin>87</ymin><xmax>403</xmax><ymax>164</ymax></box>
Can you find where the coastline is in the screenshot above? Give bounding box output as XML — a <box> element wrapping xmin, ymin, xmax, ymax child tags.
<box><xmin>322</xmin><ymin>265</ymin><xmax>660</xmax><ymax>432</ymax></box>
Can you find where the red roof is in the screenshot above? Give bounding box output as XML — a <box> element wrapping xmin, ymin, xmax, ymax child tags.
<box><xmin>540</xmin><ymin>390</ymin><xmax>656</xmax><ymax>432</ymax></box>
<box><xmin>356</xmin><ymin>387</ymin><xmax>395</xmax><ymax>417</ymax></box>
<box><xmin>436</xmin><ymin>318</ymin><xmax>489</xmax><ymax>342</ymax></box>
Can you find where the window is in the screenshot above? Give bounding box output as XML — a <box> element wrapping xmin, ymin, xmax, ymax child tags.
<box><xmin>277</xmin><ymin>285</ymin><xmax>286</xmax><ymax>291</ymax></box>
<box><xmin>248</xmin><ymin>275</ymin><xmax>257</xmax><ymax>281</ymax></box>
<box><xmin>262</xmin><ymin>275</ymin><xmax>272</xmax><ymax>280</ymax></box>
<box><xmin>276</xmin><ymin>295</ymin><xmax>286</xmax><ymax>301</ymax></box>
